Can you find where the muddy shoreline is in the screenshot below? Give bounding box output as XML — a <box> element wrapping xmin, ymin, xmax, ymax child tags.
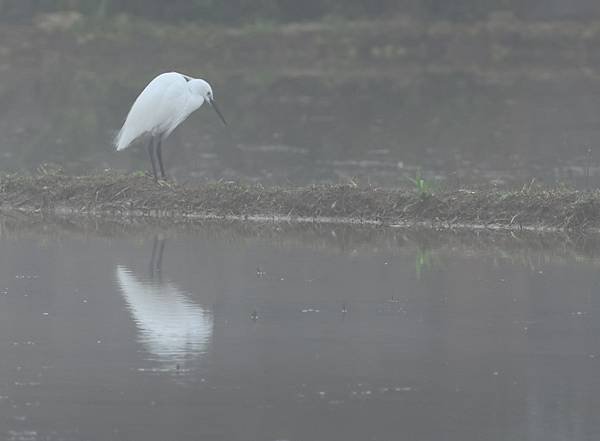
<box><xmin>1</xmin><ymin>173</ymin><xmax>599</xmax><ymax>231</ymax></box>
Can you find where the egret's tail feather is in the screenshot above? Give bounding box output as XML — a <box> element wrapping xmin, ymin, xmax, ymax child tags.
<box><xmin>114</xmin><ymin>134</ymin><xmax>124</xmax><ymax>151</ymax></box>
<box><xmin>114</xmin><ymin>127</ymin><xmax>135</xmax><ymax>151</ymax></box>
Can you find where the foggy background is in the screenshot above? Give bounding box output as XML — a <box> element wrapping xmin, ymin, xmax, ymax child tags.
<box><xmin>2</xmin><ymin>0</ymin><xmax>600</xmax><ymax>187</ymax></box>
<box><xmin>4</xmin><ymin>4</ymin><xmax>600</xmax><ymax>441</ymax></box>
<box><xmin>4</xmin><ymin>1</ymin><xmax>600</xmax><ymax>22</ymax></box>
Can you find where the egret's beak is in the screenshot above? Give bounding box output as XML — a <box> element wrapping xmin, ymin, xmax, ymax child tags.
<box><xmin>208</xmin><ymin>98</ymin><xmax>227</xmax><ymax>126</ymax></box>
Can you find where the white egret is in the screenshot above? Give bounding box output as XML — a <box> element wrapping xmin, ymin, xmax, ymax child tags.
<box><xmin>115</xmin><ymin>72</ymin><xmax>227</xmax><ymax>180</ymax></box>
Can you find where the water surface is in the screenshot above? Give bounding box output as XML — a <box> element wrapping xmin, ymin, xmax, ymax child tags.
<box><xmin>0</xmin><ymin>223</ymin><xmax>599</xmax><ymax>440</ymax></box>
<box><xmin>3</xmin><ymin>21</ymin><xmax>600</xmax><ymax>188</ymax></box>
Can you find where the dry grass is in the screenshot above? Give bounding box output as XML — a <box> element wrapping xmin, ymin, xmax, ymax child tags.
<box><xmin>1</xmin><ymin>172</ymin><xmax>600</xmax><ymax>230</ymax></box>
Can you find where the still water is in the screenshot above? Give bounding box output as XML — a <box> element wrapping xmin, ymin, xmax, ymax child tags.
<box><xmin>0</xmin><ymin>221</ymin><xmax>599</xmax><ymax>440</ymax></box>
<box><xmin>4</xmin><ymin>20</ymin><xmax>600</xmax><ymax>188</ymax></box>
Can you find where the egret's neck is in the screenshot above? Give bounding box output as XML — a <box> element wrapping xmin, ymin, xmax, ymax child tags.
<box><xmin>188</xmin><ymin>94</ymin><xmax>205</xmax><ymax>113</ymax></box>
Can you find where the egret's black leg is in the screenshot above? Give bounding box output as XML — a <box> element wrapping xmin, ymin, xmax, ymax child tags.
<box><xmin>147</xmin><ymin>137</ymin><xmax>158</xmax><ymax>180</ymax></box>
<box><xmin>156</xmin><ymin>138</ymin><xmax>166</xmax><ymax>179</ymax></box>
<box><xmin>149</xmin><ymin>236</ymin><xmax>158</xmax><ymax>278</ymax></box>
<box><xmin>156</xmin><ymin>238</ymin><xmax>165</xmax><ymax>283</ymax></box>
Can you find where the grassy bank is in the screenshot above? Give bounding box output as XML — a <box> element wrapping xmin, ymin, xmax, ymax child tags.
<box><xmin>1</xmin><ymin>173</ymin><xmax>599</xmax><ymax>231</ymax></box>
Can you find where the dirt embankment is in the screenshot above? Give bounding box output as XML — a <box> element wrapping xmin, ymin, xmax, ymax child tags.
<box><xmin>1</xmin><ymin>172</ymin><xmax>600</xmax><ymax>231</ymax></box>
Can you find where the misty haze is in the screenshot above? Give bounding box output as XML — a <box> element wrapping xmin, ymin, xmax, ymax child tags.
<box><xmin>1</xmin><ymin>2</ymin><xmax>600</xmax><ymax>441</ymax></box>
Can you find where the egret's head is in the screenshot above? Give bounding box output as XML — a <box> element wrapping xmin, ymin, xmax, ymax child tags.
<box><xmin>190</xmin><ymin>79</ymin><xmax>227</xmax><ymax>126</ymax></box>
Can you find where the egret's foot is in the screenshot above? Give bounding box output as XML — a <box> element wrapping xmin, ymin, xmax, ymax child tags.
<box><xmin>157</xmin><ymin>178</ymin><xmax>173</xmax><ymax>188</ymax></box>
<box><xmin>143</xmin><ymin>170</ymin><xmax>159</xmax><ymax>181</ymax></box>
<box><xmin>147</xmin><ymin>171</ymin><xmax>167</xmax><ymax>183</ymax></box>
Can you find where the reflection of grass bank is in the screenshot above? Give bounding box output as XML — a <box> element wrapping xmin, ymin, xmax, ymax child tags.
<box><xmin>2</xmin><ymin>172</ymin><xmax>600</xmax><ymax>231</ymax></box>
<box><xmin>3</xmin><ymin>203</ymin><xmax>600</xmax><ymax>273</ymax></box>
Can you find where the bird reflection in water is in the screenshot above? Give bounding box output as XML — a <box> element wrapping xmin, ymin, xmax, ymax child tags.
<box><xmin>115</xmin><ymin>236</ymin><xmax>213</xmax><ymax>370</ymax></box>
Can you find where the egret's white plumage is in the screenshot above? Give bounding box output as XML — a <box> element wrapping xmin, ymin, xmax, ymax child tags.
<box><xmin>115</xmin><ymin>71</ymin><xmax>226</xmax><ymax>179</ymax></box>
